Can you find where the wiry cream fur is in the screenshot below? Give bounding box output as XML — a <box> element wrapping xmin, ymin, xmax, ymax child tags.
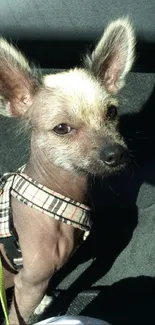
<box><xmin>43</xmin><ymin>69</ymin><xmax>117</xmax><ymax>129</ymax></box>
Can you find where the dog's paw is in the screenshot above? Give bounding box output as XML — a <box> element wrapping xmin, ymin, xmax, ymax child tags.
<box><xmin>34</xmin><ymin>294</ymin><xmax>53</xmax><ymax>316</ymax></box>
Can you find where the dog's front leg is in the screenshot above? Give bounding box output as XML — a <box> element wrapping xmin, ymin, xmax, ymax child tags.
<box><xmin>8</xmin><ymin>269</ymin><xmax>50</xmax><ymax>325</ymax></box>
<box><xmin>8</xmin><ymin>200</ymin><xmax>79</xmax><ymax>324</ymax></box>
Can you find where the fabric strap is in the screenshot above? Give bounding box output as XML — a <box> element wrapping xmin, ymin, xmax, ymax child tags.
<box><xmin>0</xmin><ymin>168</ymin><xmax>91</xmax><ymax>239</ymax></box>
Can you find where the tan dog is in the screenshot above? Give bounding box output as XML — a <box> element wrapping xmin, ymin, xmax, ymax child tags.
<box><xmin>0</xmin><ymin>18</ymin><xmax>135</xmax><ymax>324</ymax></box>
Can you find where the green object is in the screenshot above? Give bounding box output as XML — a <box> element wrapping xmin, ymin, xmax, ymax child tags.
<box><xmin>0</xmin><ymin>255</ymin><xmax>10</xmax><ymax>325</ymax></box>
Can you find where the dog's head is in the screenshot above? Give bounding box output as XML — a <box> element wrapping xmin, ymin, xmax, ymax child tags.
<box><xmin>0</xmin><ymin>18</ymin><xmax>135</xmax><ymax>176</ymax></box>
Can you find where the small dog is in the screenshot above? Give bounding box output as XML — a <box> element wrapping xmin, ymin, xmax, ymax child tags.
<box><xmin>0</xmin><ymin>17</ymin><xmax>135</xmax><ymax>324</ymax></box>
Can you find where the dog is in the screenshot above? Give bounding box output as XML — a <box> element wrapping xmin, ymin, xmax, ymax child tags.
<box><xmin>0</xmin><ymin>17</ymin><xmax>135</xmax><ymax>324</ymax></box>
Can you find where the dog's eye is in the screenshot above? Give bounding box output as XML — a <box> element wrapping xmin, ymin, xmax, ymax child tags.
<box><xmin>53</xmin><ymin>124</ymin><xmax>73</xmax><ymax>135</ymax></box>
<box><xmin>107</xmin><ymin>105</ymin><xmax>117</xmax><ymax>119</ymax></box>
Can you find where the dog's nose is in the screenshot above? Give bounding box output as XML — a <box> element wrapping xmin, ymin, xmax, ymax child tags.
<box><xmin>100</xmin><ymin>144</ymin><xmax>128</xmax><ymax>167</ymax></box>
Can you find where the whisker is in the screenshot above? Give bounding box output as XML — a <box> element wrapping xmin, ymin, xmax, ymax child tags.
<box><xmin>108</xmin><ymin>185</ymin><xmax>120</xmax><ymax>197</ymax></box>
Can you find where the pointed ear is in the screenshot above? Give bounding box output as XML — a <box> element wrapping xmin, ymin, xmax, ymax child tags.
<box><xmin>0</xmin><ymin>38</ymin><xmax>41</xmax><ymax>117</ymax></box>
<box><xmin>85</xmin><ymin>18</ymin><xmax>135</xmax><ymax>94</ymax></box>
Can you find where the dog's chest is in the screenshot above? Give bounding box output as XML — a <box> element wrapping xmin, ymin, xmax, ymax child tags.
<box><xmin>0</xmin><ymin>167</ymin><xmax>92</xmax><ymax>270</ymax></box>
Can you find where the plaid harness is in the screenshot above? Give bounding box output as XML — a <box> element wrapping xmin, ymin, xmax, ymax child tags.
<box><xmin>0</xmin><ymin>166</ymin><xmax>91</xmax><ymax>270</ymax></box>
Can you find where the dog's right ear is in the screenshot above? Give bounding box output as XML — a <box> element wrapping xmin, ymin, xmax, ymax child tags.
<box><xmin>0</xmin><ymin>38</ymin><xmax>41</xmax><ymax>117</ymax></box>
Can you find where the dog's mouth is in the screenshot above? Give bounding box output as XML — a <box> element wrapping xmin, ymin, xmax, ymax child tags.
<box><xmin>92</xmin><ymin>160</ymin><xmax>128</xmax><ymax>176</ymax></box>
<box><xmin>71</xmin><ymin>144</ymin><xmax>129</xmax><ymax>176</ymax></box>
<box><xmin>72</xmin><ymin>158</ymin><xmax>128</xmax><ymax>176</ymax></box>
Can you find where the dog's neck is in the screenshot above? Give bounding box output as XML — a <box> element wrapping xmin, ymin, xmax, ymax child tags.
<box><xmin>24</xmin><ymin>143</ymin><xmax>88</xmax><ymax>204</ymax></box>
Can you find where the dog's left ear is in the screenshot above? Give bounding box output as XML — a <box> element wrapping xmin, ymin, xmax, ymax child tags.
<box><xmin>85</xmin><ymin>18</ymin><xmax>135</xmax><ymax>94</ymax></box>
